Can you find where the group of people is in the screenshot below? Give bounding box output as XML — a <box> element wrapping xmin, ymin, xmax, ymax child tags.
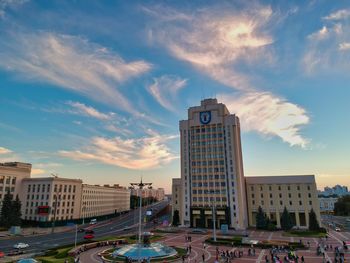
<box><xmin>264</xmin><ymin>247</ymin><xmax>304</xmax><ymax>263</ymax></box>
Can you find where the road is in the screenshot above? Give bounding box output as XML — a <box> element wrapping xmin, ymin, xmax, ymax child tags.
<box><xmin>0</xmin><ymin>200</ymin><xmax>169</xmax><ymax>255</ymax></box>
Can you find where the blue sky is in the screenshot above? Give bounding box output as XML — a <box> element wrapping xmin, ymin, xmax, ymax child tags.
<box><xmin>1</xmin><ymin>0</ymin><xmax>350</xmax><ymax>193</ymax></box>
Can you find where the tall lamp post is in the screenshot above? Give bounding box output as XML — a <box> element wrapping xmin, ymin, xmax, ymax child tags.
<box><xmin>51</xmin><ymin>173</ymin><xmax>59</xmax><ymax>234</ymax></box>
<box><xmin>130</xmin><ymin>179</ymin><xmax>152</xmax><ymax>245</ymax></box>
<box><xmin>210</xmin><ymin>192</ymin><xmax>217</xmax><ymax>242</ymax></box>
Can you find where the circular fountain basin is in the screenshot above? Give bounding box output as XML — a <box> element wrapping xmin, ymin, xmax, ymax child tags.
<box><xmin>112</xmin><ymin>242</ymin><xmax>177</xmax><ymax>260</ymax></box>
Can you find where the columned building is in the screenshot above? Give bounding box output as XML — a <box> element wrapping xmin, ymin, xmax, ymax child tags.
<box><xmin>179</xmin><ymin>99</ymin><xmax>247</xmax><ymax>229</ymax></box>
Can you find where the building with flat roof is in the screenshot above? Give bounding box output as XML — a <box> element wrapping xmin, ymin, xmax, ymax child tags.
<box><xmin>179</xmin><ymin>99</ymin><xmax>247</xmax><ymax>229</ymax></box>
<box><xmin>81</xmin><ymin>184</ymin><xmax>130</xmax><ymax>220</ymax></box>
<box><xmin>20</xmin><ymin>177</ymin><xmax>83</xmax><ymax>222</ymax></box>
<box><xmin>0</xmin><ymin>162</ymin><xmax>31</xmax><ymax>211</ymax></box>
<box><xmin>245</xmin><ymin>175</ymin><xmax>320</xmax><ymax>228</ymax></box>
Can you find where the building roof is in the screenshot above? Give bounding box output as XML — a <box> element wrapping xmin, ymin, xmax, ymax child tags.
<box><xmin>245</xmin><ymin>175</ymin><xmax>315</xmax><ymax>184</ymax></box>
<box><xmin>23</xmin><ymin>177</ymin><xmax>82</xmax><ymax>183</ymax></box>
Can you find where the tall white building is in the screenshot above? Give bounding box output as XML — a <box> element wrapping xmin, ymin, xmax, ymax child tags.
<box><xmin>179</xmin><ymin>99</ymin><xmax>247</xmax><ymax>229</ymax></box>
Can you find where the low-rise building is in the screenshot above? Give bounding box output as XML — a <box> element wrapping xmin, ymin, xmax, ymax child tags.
<box><xmin>319</xmin><ymin>196</ymin><xmax>338</xmax><ymax>213</ymax></box>
<box><xmin>0</xmin><ymin>162</ymin><xmax>32</xmax><ymax>214</ymax></box>
<box><xmin>245</xmin><ymin>175</ymin><xmax>320</xmax><ymax>229</ymax></box>
<box><xmin>131</xmin><ymin>187</ymin><xmax>165</xmax><ymax>201</ymax></box>
<box><xmin>81</xmin><ymin>184</ymin><xmax>130</xmax><ymax>220</ymax></box>
<box><xmin>20</xmin><ymin>177</ymin><xmax>83</xmax><ymax>222</ymax></box>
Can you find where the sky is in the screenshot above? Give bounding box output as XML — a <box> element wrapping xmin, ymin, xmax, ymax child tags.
<box><xmin>0</xmin><ymin>0</ymin><xmax>350</xmax><ymax>193</ymax></box>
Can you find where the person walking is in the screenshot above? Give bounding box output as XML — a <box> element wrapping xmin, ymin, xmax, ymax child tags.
<box><xmin>202</xmin><ymin>253</ymin><xmax>205</xmax><ymax>262</ymax></box>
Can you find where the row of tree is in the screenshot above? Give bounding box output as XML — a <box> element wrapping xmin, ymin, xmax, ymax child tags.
<box><xmin>256</xmin><ymin>206</ymin><xmax>320</xmax><ymax>231</ymax></box>
<box><xmin>334</xmin><ymin>195</ymin><xmax>350</xmax><ymax>216</ymax></box>
<box><xmin>0</xmin><ymin>191</ymin><xmax>22</xmax><ymax>228</ymax></box>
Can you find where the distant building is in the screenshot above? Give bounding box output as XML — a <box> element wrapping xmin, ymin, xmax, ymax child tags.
<box><xmin>81</xmin><ymin>184</ymin><xmax>130</xmax><ymax>220</ymax></box>
<box><xmin>0</xmin><ymin>162</ymin><xmax>31</xmax><ymax>211</ymax></box>
<box><xmin>319</xmin><ymin>185</ymin><xmax>349</xmax><ymax>197</ymax></box>
<box><xmin>131</xmin><ymin>187</ymin><xmax>165</xmax><ymax>201</ymax></box>
<box><xmin>319</xmin><ymin>196</ymin><xmax>338</xmax><ymax>213</ymax></box>
<box><xmin>0</xmin><ymin>161</ymin><xmax>131</xmax><ymax>223</ymax></box>
<box><xmin>245</xmin><ymin>175</ymin><xmax>320</xmax><ymax>229</ymax></box>
<box><xmin>171</xmin><ymin>178</ymin><xmax>182</xmax><ymax>221</ymax></box>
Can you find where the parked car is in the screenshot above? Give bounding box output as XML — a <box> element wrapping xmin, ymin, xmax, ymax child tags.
<box><xmin>13</xmin><ymin>243</ymin><xmax>29</xmax><ymax>249</ymax></box>
<box><xmin>84</xmin><ymin>234</ymin><xmax>94</xmax><ymax>239</ymax></box>
<box><xmin>85</xmin><ymin>229</ymin><xmax>94</xmax><ymax>234</ymax></box>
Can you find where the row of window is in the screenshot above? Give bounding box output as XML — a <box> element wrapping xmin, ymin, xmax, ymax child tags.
<box><xmin>251</xmin><ymin>185</ymin><xmax>311</xmax><ymax>191</ymax></box>
<box><xmin>27</xmin><ymin>184</ymin><xmax>77</xmax><ymax>193</ymax></box>
<box><xmin>193</xmin><ymin>174</ymin><xmax>226</xmax><ymax>180</ymax></box>
<box><xmin>190</xmin><ymin>140</ymin><xmax>224</xmax><ymax>147</ymax></box>
<box><xmin>192</xmin><ymin>182</ymin><xmax>227</xmax><ymax>187</ymax></box>
<box><xmin>24</xmin><ymin>215</ymin><xmax>73</xmax><ymax>221</ymax></box>
<box><xmin>0</xmin><ymin>186</ymin><xmax>15</xmax><ymax>193</ymax></box>
<box><xmin>252</xmin><ymin>192</ymin><xmax>312</xmax><ymax>199</ymax></box>
<box><xmin>190</xmin><ymin>125</ymin><xmax>223</xmax><ymax>134</ymax></box>
<box><xmin>0</xmin><ymin>176</ymin><xmax>16</xmax><ymax>185</ymax></box>
<box><xmin>190</xmin><ymin>133</ymin><xmax>224</xmax><ymax>140</ymax></box>
<box><xmin>192</xmin><ymin>189</ymin><xmax>227</xmax><ymax>194</ymax></box>
<box><xmin>193</xmin><ymin>196</ymin><xmax>227</xmax><ymax>202</ymax></box>
<box><xmin>253</xmin><ymin>199</ymin><xmax>313</xmax><ymax>206</ymax></box>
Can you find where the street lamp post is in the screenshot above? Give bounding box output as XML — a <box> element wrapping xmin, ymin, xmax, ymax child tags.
<box><xmin>51</xmin><ymin>173</ymin><xmax>59</xmax><ymax>234</ymax></box>
<box><xmin>212</xmin><ymin>201</ymin><xmax>217</xmax><ymax>242</ymax></box>
<box><xmin>130</xmin><ymin>178</ymin><xmax>152</xmax><ymax>245</ymax></box>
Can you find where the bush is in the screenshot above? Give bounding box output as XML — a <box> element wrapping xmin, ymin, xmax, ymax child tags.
<box><xmin>267</xmin><ymin>223</ymin><xmax>277</xmax><ymax>231</ymax></box>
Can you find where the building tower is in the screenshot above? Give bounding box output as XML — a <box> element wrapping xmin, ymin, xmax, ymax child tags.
<box><xmin>179</xmin><ymin>99</ymin><xmax>247</xmax><ymax>229</ymax></box>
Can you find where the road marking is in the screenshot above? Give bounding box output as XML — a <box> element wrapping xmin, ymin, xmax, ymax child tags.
<box><xmin>328</xmin><ymin>232</ymin><xmax>344</xmax><ymax>245</ymax></box>
<box><xmin>257</xmin><ymin>249</ymin><xmax>265</xmax><ymax>263</ymax></box>
<box><xmin>268</xmin><ymin>232</ymin><xmax>273</xmax><ymax>241</ymax></box>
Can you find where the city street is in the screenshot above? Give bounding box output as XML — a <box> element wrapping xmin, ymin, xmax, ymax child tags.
<box><xmin>0</xmin><ymin>200</ymin><xmax>168</xmax><ymax>255</ymax></box>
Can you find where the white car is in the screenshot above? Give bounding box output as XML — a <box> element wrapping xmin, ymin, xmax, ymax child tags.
<box><xmin>13</xmin><ymin>243</ymin><xmax>29</xmax><ymax>249</ymax></box>
<box><xmin>335</xmin><ymin>227</ymin><xmax>341</xmax><ymax>232</ymax></box>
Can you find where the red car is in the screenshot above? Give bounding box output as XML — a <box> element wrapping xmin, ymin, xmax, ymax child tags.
<box><xmin>0</xmin><ymin>251</ymin><xmax>4</xmax><ymax>258</ymax></box>
<box><xmin>84</xmin><ymin>234</ymin><xmax>94</xmax><ymax>239</ymax></box>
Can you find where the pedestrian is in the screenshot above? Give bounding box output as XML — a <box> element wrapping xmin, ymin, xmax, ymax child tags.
<box><xmin>189</xmin><ymin>245</ymin><xmax>192</xmax><ymax>253</ymax></box>
<box><xmin>301</xmin><ymin>255</ymin><xmax>304</xmax><ymax>262</ymax></box>
<box><xmin>202</xmin><ymin>253</ymin><xmax>205</xmax><ymax>262</ymax></box>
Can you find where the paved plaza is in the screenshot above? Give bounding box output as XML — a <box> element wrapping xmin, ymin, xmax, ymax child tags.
<box><xmin>78</xmin><ymin>229</ymin><xmax>350</xmax><ymax>263</ymax></box>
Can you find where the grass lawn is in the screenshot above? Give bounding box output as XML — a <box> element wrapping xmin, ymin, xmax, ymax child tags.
<box><xmin>283</xmin><ymin>230</ymin><xmax>327</xmax><ymax>238</ymax></box>
<box><xmin>36</xmin><ymin>247</ymin><xmax>75</xmax><ymax>263</ymax></box>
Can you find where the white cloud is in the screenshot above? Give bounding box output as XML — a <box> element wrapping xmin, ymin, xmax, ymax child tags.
<box><xmin>66</xmin><ymin>101</ymin><xmax>112</xmax><ymax>120</ymax></box>
<box><xmin>0</xmin><ymin>32</ymin><xmax>152</xmax><ymax>115</ymax></box>
<box><xmin>0</xmin><ymin>147</ymin><xmax>12</xmax><ymax>154</ymax></box>
<box><xmin>323</xmin><ymin>9</ymin><xmax>350</xmax><ymax>21</ymax></box>
<box><xmin>339</xmin><ymin>42</ymin><xmax>350</xmax><ymax>51</ymax></box>
<box><xmin>148</xmin><ymin>5</ymin><xmax>274</xmax><ymax>91</ymax></box>
<box><xmin>221</xmin><ymin>92</ymin><xmax>310</xmax><ymax>148</ymax></box>
<box><xmin>59</xmin><ymin>134</ymin><xmax>178</xmax><ymax>170</ymax></box>
<box><xmin>304</xmin><ymin>19</ymin><xmax>350</xmax><ymax>73</ymax></box>
<box><xmin>147</xmin><ymin>75</ymin><xmax>187</xmax><ymax>112</ymax></box>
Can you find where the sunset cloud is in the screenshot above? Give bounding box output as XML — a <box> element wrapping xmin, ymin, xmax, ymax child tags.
<box><xmin>222</xmin><ymin>92</ymin><xmax>310</xmax><ymax>148</ymax></box>
<box><xmin>0</xmin><ymin>32</ymin><xmax>152</xmax><ymax>115</ymax></box>
<box><xmin>0</xmin><ymin>147</ymin><xmax>12</xmax><ymax>154</ymax></box>
<box><xmin>59</xmin><ymin>134</ymin><xmax>178</xmax><ymax>170</ymax></box>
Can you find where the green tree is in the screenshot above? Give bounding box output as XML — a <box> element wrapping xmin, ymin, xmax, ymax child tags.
<box><xmin>308</xmin><ymin>208</ymin><xmax>320</xmax><ymax>231</ymax></box>
<box><xmin>172</xmin><ymin>210</ymin><xmax>180</xmax><ymax>226</ymax></box>
<box><xmin>0</xmin><ymin>190</ymin><xmax>13</xmax><ymax>228</ymax></box>
<box><xmin>280</xmin><ymin>207</ymin><xmax>294</xmax><ymax>231</ymax></box>
<box><xmin>11</xmin><ymin>195</ymin><xmax>22</xmax><ymax>226</ymax></box>
<box><xmin>256</xmin><ymin>206</ymin><xmax>267</xmax><ymax>230</ymax></box>
<box><xmin>334</xmin><ymin>195</ymin><xmax>350</xmax><ymax>216</ymax></box>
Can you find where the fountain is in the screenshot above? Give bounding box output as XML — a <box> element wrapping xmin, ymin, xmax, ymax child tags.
<box><xmin>112</xmin><ymin>179</ymin><xmax>177</xmax><ymax>261</ymax></box>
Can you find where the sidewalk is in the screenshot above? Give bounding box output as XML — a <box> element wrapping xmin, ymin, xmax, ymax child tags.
<box><xmin>0</xmin><ymin>225</ymin><xmax>74</xmax><ymax>239</ymax></box>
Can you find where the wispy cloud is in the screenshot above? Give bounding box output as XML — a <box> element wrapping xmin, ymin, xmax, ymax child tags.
<box><xmin>147</xmin><ymin>75</ymin><xmax>187</xmax><ymax>112</ymax></box>
<box><xmin>147</xmin><ymin>5</ymin><xmax>274</xmax><ymax>91</ymax></box>
<box><xmin>66</xmin><ymin>101</ymin><xmax>112</xmax><ymax>120</ymax></box>
<box><xmin>0</xmin><ymin>32</ymin><xmax>152</xmax><ymax>115</ymax></box>
<box><xmin>31</xmin><ymin>168</ymin><xmax>45</xmax><ymax>175</ymax></box>
<box><xmin>0</xmin><ymin>0</ymin><xmax>27</xmax><ymax>18</ymax></box>
<box><xmin>0</xmin><ymin>146</ymin><xmax>12</xmax><ymax>154</ymax></box>
<box><xmin>323</xmin><ymin>9</ymin><xmax>350</xmax><ymax>21</ymax></box>
<box><xmin>304</xmin><ymin>9</ymin><xmax>350</xmax><ymax>74</ymax></box>
<box><xmin>221</xmin><ymin>92</ymin><xmax>310</xmax><ymax>148</ymax></box>
<box><xmin>59</xmin><ymin>133</ymin><xmax>178</xmax><ymax>170</ymax></box>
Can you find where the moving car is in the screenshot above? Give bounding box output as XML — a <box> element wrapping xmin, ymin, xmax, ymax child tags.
<box><xmin>0</xmin><ymin>251</ymin><xmax>4</xmax><ymax>258</ymax></box>
<box><xmin>84</xmin><ymin>234</ymin><xmax>94</xmax><ymax>239</ymax></box>
<box><xmin>335</xmin><ymin>227</ymin><xmax>341</xmax><ymax>232</ymax></box>
<box><xmin>89</xmin><ymin>219</ymin><xmax>97</xmax><ymax>225</ymax></box>
<box><xmin>7</xmin><ymin>250</ymin><xmax>24</xmax><ymax>256</ymax></box>
<box><xmin>78</xmin><ymin>228</ymin><xmax>85</xmax><ymax>233</ymax></box>
<box><xmin>123</xmin><ymin>226</ymin><xmax>132</xmax><ymax>231</ymax></box>
<box><xmin>85</xmin><ymin>229</ymin><xmax>94</xmax><ymax>234</ymax></box>
<box><xmin>13</xmin><ymin>243</ymin><xmax>29</xmax><ymax>249</ymax></box>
